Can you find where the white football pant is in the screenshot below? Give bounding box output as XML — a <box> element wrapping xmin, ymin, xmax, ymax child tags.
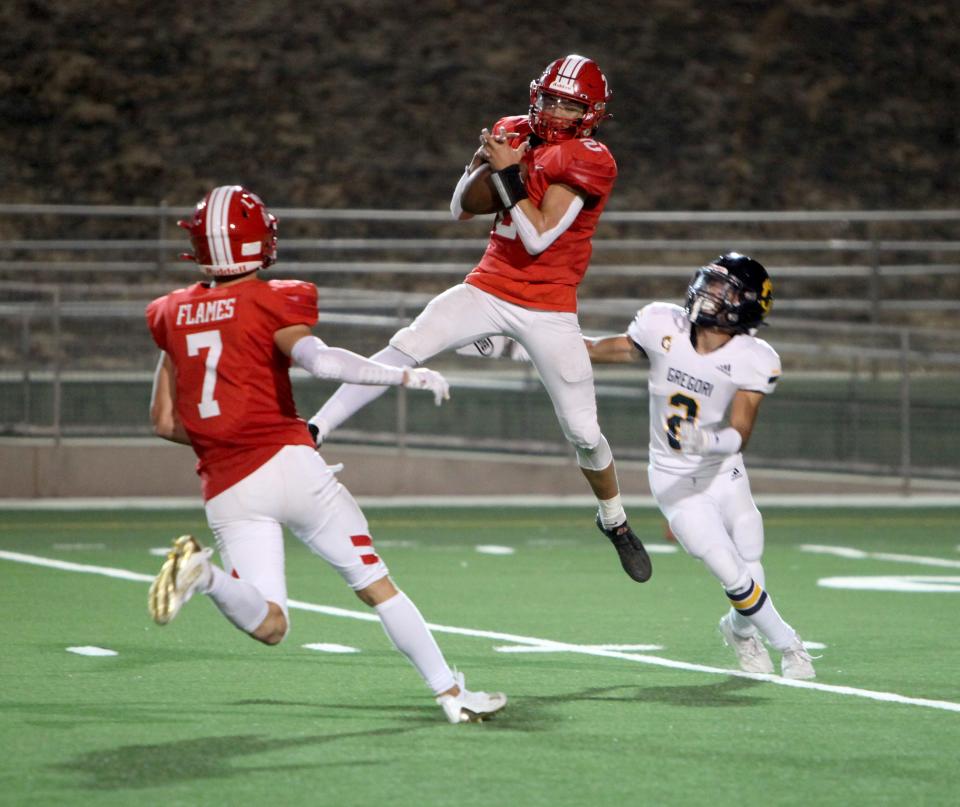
<box><xmin>318</xmin><ymin>283</ymin><xmax>611</xmax><ymax>469</ymax></box>
<box><xmin>204</xmin><ymin>445</ymin><xmax>390</xmax><ymax>617</ymax></box>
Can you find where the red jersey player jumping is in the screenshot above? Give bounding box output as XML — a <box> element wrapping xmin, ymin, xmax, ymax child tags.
<box><xmin>146</xmin><ymin>185</ymin><xmax>506</xmax><ymax>723</ymax></box>
<box><xmin>308</xmin><ymin>55</ymin><xmax>651</xmax><ymax>583</ymax></box>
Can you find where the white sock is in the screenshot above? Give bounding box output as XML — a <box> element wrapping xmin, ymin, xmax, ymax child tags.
<box><xmin>598</xmin><ymin>494</ymin><xmax>627</xmax><ymax>528</ymax></box>
<box><xmin>731</xmin><ymin>560</ymin><xmax>767</xmax><ymax>635</ymax></box>
<box><xmin>726</xmin><ymin>578</ymin><xmax>799</xmax><ymax>651</ymax></box>
<box><xmin>375</xmin><ymin>591</ymin><xmax>456</xmax><ymax>695</ymax></box>
<box><xmin>313</xmin><ymin>345</ymin><xmax>414</xmax><ymax>432</ymax></box>
<box><xmin>205</xmin><ymin>565</ymin><xmax>270</xmax><ymax>634</ymax></box>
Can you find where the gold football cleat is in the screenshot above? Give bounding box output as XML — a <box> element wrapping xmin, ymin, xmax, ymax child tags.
<box><xmin>148</xmin><ymin>535</ymin><xmax>212</xmax><ymax>625</ymax></box>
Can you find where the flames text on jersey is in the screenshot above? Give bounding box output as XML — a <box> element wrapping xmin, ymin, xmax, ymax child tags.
<box><xmin>175</xmin><ymin>299</ymin><xmax>237</xmax><ymax>328</ymax></box>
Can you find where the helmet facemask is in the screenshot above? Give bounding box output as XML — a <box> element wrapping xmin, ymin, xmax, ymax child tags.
<box><xmin>530</xmin><ymin>91</ymin><xmax>590</xmax><ymax>142</ymax></box>
<box><xmin>528</xmin><ymin>55</ymin><xmax>611</xmax><ymax>143</ymax></box>
<box><xmin>685</xmin><ymin>267</ymin><xmax>748</xmax><ymax>332</ymax></box>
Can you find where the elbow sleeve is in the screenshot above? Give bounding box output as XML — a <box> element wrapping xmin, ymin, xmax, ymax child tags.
<box><xmin>511</xmin><ymin>197</ymin><xmax>584</xmax><ymax>255</ymax></box>
<box><xmin>291</xmin><ymin>336</ymin><xmax>405</xmax><ymax>386</ymax></box>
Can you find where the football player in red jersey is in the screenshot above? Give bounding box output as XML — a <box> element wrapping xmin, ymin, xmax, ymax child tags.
<box><xmin>309</xmin><ymin>55</ymin><xmax>651</xmax><ymax>584</ymax></box>
<box><xmin>146</xmin><ymin>186</ymin><xmax>506</xmax><ymax>723</ymax></box>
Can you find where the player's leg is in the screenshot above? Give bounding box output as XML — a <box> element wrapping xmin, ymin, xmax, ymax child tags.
<box><xmin>309</xmin><ymin>284</ymin><xmax>501</xmax><ymax>441</ymax></box>
<box><xmin>651</xmin><ymin>466</ymin><xmax>812</xmax><ymax>677</ymax></box>
<box><xmin>716</xmin><ymin>463</ymin><xmax>768</xmax><ymax>635</ymax></box>
<box><xmin>149</xmin><ymin>458</ymin><xmax>289</xmax><ymax>643</ymax></box>
<box><xmin>712</xmin><ymin>465</ymin><xmax>816</xmax><ymax>678</ymax></box>
<box><xmin>516</xmin><ymin>311</ymin><xmax>651</xmax><ymax>583</ymax></box>
<box><xmin>648</xmin><ymin>466</ymin><xmax>773</xmax><ymax>673</ymax></box>
<box><xmin>203</xmin><ymin>461</ymin><xmax>294</xmax><ymax>645</ymax></box>
<box><xmin>281</xmin><ymin>446</ymin><xmax>506</xmax><ymax>720</ymax></box>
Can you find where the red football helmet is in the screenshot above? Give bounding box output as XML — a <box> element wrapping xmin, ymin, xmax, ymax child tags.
<box><xmin>529</xmin><ymin>54</ymin><xmax>611</xmax><ymax>142</ymax></box>
<box><xmin>178</xmin><ymin>185</ymin><xmax>278</xmax><ymax>277</ymax></box>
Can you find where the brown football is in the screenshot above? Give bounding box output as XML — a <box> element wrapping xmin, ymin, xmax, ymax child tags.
<box><xmin>460</xmin><ymin>165</ymin><xmax>504</xmax><ymax>216</ymax></box>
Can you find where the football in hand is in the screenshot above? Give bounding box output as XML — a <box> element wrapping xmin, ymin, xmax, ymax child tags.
<box><xmin>460</xmin><ymin>165</ymin><xmax>504</xmax><ymax>216</ymax></box>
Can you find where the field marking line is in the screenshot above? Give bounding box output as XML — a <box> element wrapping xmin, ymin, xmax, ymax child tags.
<box><xmin>801</xmin><ymin>544</ymin><xmax>960</xmax><ymax>569</ymax></box>
<box><xmin>3</xmin><ymin>549</ymin><xmax>959</xmax><ymax>715</ymax></box>
<box><xmin>818</xmin><ymin>576</ymin><xmax>960</xmax><ymax>593</ymax></box>
<box><xmin>0</xmin><ymin>549</ymin><xmax>154</xmax><ymax>582</ymax></box>
<box><xmin>1</xmin><ymin>494</ymin><xmax>959</xmax><ymax>509</ymax></box>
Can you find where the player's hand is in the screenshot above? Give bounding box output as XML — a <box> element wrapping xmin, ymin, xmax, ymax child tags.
<box><xmin>676</xmin><ymin>420</ymin><xmax>713</xmax><ymax>454</ymax></box>
<box><xmin>402</xmin><ymin>367</ymin><xmax>451</xmax><ymax>406</ymax></box>
<box><xmin>467</xmin><ymin>145</ymin><xmax>489</xmax><ymax>172</ymax></box>
<box><xmin>480</xmin><ymin>126</ymin><xmax>529</xmax><ymax>171</ymax></box>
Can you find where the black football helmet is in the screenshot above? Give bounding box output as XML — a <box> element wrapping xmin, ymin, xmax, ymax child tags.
<box><xmin>684</xmin><ymin>253</ymin><xmax>773</xmax><ymax>333</ymax></box>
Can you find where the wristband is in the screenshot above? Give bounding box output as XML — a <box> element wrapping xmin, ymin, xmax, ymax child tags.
<box><xmin>489</xmin><ymin>165</ymin><xmax>528</xmax><ymax>209</ymax></box>
<box><xmin>707</xmin><ymin>426</ymin><xmax>743</xmax><ymax>455</ymax></box>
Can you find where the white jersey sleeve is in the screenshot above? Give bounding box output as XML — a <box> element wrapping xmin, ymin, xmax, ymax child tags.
<box><xmin>626</xmin><ymin>302</ymin><xmax>681</xmax><ymax>354</ymax></box>
<box><xmin>732</xmin><ymin>337</ymin><xmax>782</xmax><ymax>395</ymax></box>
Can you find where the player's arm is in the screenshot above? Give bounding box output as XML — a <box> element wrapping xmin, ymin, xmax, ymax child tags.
<box><xmin>149</xmin><ymin>351</ymin><xmax>191</xmax><ymax>445</ymax></box>
<box><xmin>274</xmin><ymin>324</ymin><xmax>449</xmax><ymax>405</ymax></box>
<box><xmin>584</xmin><ymin>334</ymin><xmax>645</xmax><ymax>365</ymax></box>
<box><xmin>676</xmin><ymin>389</ymin><xmax>765</xmax><ymax>455</ymax></box>
<box><xmin>482</xmin><ymin>130</ymin><xmax>584</xmax><ymax>255</ymax></box>
<box><xmin>727</xmin><ymin>389</ymin><xmax>765</xmax><ymax>450</ymax></box>
<box><xmin>450</xmin><ymin>146</ymin><xmax>491</xmax><ymax>221</ymax></box>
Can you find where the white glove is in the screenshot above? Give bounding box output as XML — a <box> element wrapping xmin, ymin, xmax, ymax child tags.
<box><xmin>676</xmin><ymin>421</ymin><xmax>743</xmax><ymax>455</ymax></box>
<box><xmin>676</xmin><ymin>420</ymin><xmax>713</xmax><ymax>454</ymax></box>
<box><xmin>402</xmin><ymin>367</ymin><xmax>450</xmax><ymax>406</ymax></box>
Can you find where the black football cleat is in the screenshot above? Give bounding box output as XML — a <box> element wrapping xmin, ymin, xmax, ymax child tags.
<box><xmin>596</xmin><ymin>514</ymin><xmax>652</xmax><ymax>583</ymax></box>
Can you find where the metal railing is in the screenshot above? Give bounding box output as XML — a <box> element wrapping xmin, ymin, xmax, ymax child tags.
<box><xmin>1</xmin><ymin>204</ymin><xmax>958</xmax><ymax>487</ymax></box>
<box><xmin>1</xmin><ymin>285</ymin><xmax>958</xmax><ymax>487</ymax></box>
<box><xmin>2</xmin><ymin>204</ymin><xmax>959</xmax><ymax>320</ymax></box>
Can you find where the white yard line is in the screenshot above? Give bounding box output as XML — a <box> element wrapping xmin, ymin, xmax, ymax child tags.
<box><xmin>1</xmin><ymin>493</ymin><xmax>959</xmax><ymax>509</ymax></box>
<box><xmin>3</xmin><ymin>549</ymin><xmax>959</xmax><ymax>715</ymax></box>
<box><xmin>801</xmin><ymin>544</ymin><xmax>960</xmax><ymax>569</ymax></box>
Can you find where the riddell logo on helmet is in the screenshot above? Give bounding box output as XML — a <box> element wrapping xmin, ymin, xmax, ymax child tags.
<box><xmin>549</xmin><ymin>76</ymin><xmax>579</xmax><ymax>93</ymax></box>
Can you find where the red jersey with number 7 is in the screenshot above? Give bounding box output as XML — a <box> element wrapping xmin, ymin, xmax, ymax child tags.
<box><xmin>146</xmin><ymin>278</ymin><xmax>317</xmax><ymax>501</ymax></box>
<box><xmin>465</xmin><ymin>114</ymin><xmax>617</xmax><ymax>313</ymax></box>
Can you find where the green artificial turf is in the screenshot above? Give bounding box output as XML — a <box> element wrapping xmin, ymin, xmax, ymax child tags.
<box><xmin>1</xmin><ymin>506</ymin><xmax>958</xmax><ymax>806</ymax></box>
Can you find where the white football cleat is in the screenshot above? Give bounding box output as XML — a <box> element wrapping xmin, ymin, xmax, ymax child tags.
<box><xmin>148</xmin><ymin>535</ymin><xmax>213</xmax><ymax>626</ymax></box>
<box><xmin>718</xmin><ymin>613</ymin><xmax>774</xmax><ymax>674</ymax></box>
<box><xmin>781</xmin><ymin>641</ymin><xmax>817</xmax><ymax>680</ymax></box>
<box><xmin>436</xmin><ymin>671</ymin><xmax>507</xmax><ymax>724</ymax></box>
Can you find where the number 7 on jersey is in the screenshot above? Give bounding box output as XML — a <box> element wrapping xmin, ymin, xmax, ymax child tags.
<box><xmin>186</xmin><ymin>329</ymin><xmax>222</xmax><ymax>418</ymax></box>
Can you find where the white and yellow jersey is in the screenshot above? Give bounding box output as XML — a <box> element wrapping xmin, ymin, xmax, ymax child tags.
<box><xmin>627</xmin><ymin>302</ymin><xmax>781</xmax><ymax>473</ymax></box>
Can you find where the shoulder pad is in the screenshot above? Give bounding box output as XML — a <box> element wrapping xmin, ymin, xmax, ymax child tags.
<box><xmin>492</xmin><ymin>115</ymin><xmax>533</xmax><ymax>139</ymax></box>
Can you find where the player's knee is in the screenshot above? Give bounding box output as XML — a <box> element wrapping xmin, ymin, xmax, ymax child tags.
<box><xmin>355</xmin><ymin>575</ymin><xmax>398</xmax><ymax>608</ymax></box>
<box><xmin>731</xmin><ymin>507</ymin><xmax>765</xmax><ymax>562</ymax></box>
<box><xmin>251</xmin><ymin>604</ymin><xmax>288</xmax><ymax>646</ymax></box>
<box><xmin>564</xmin><ymin>418</ymin><xmax>601</xmax><ymax>449</ymax></box>
<box><xmin>372</xmin><ymin>343</ymin><xmax>417</xmax><ymax>368</ymax></box>
<box><xmin>570</xmin><ymin>426</ymin><xmax>610</xmax><ymax>471</ymax></box>
<box><xmin>700</xmin><ymin>545</ymin><xmax>749</xmax><ymax>591</ymax></box>
<box><xmin>668</xmin><ymin>511</ymin><xmax>709</xmax><ymax>558</ymax></box>
<box><xmin>387</xmin><ymin>330</ymin><xmax>429</xmax><ymax>366</ymax></box>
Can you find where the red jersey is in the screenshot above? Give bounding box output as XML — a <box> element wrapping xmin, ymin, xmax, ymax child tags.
<box><xmin>465</xmin><ymin>115</ymin><xmax>617</xmax><ymax>313</ymax></box>
<box><xmin>146</xmin><ymin>278</ymin><xmax>318</xmax><ymax>501</ymax></box>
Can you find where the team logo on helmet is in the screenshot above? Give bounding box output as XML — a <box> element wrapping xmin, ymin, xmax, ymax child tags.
<box><xmin>178</xmin><ymin>185</ymin><xmax>278</xmax><ymax>278</ymax></box>
<box><xmin>529</xmin><ymin>54</ymin><xmax>612</xmax><ymax>143</ymax></box>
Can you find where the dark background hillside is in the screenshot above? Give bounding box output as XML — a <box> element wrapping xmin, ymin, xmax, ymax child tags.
<box><xmin>2</xmin><ymin>0</ymin><xmax>957</xmax><ymax>211</ymax></box>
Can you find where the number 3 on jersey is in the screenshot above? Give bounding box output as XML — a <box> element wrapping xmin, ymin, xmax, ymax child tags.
<box><xmin>186</xmin><ymin>329</ymin><xmax>222</xmax><ymax>418</ymax></box>
<box><xmin>666</xmin><ymin>392</ymin><xmax>699</xmax><ymax>450</ymax></box>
